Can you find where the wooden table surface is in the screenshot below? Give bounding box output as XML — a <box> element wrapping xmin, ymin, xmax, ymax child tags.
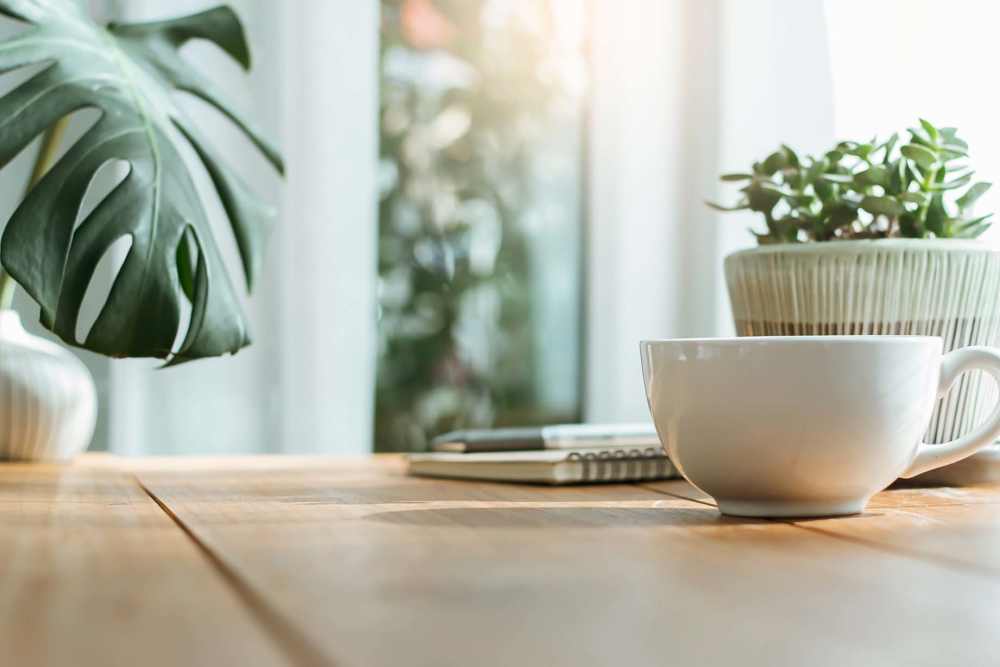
<box><xmin>3</xmin><ymin>454</ymin><xmax>1000</xmax><ymax>667</ymax></box>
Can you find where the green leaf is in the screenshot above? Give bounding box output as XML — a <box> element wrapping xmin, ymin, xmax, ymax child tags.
<box><xmin>954</xmin><ymin>215</ymin><xmax>993</xmax><ymax>238</ymax></box>
<box><xmin>813</xmin><ymin>179</ymin><xmax>835</xmax><ymax>201</ymax></box>
<box><xmin>939</xmin><ymin>128</ymin><xmax>968</xmax><ymax>150</ymax></box>
<box><xmin>819</xmin><ymin>173</ymin><xmax>854</xmax><ymax>184</ymax></box>
<box><xmin>720</xmin><ymin>173</ymin><xmax>753</xmax><ymax>182</ymax></box>
<box><xmin>761</xmin><ymin>150</ymin><xmax>789</xmax><ymax>175</ymax></box>
<box><xmin>957</xmin><ymin>222</ymin><xmax>991</xmax><ymax>238</ymax></box>
<box><xmin>0</xmin><ymin>3</ymin><xmax>283</xmax><ymax>362</ymax></box>
<box><xmin>860</xmin><ymin>195</ymin><xmax>903</xmax><ymax>217</ymax></box>
<box><xmin>907</xmin><ymin>127</ymin><xmax>933</xmax><ymax>148</ymax></box>
<box><xmin>889</xmin><ymin>159</ymin><xmax>905</xmax><ymax>192</ymax></box>
<box><xmin>758</xmin><ymin>181</ymin><xmax>795</xmax><ymax>196</ymax></box>
<box><xmin>932</xmin><ymin>173</ymin><xmax>972</xmax><ymax>191</ymax></box>
<box><xmin>938</xmin><ymin>143</ymin><xmax>969</xmax><ymax>158</ymax></box>
<box><xmin>826</xmin><ymin>204</ymin><xmax>858</xmax><ymax>230</ymax></box>
<box><xmin>956</xmin><ymin>182</ymin><xmax>991</xmax><ymax>211</ymax></box>
<box><xmin>919</xmin><ymin>118</ymin><xmax>939</xmax><ymax>143</ymax></box>
<box><xmin>854</xmin><ymin>165</ymin><xmax>889</xmax><ymax>188</ymax></box>
<box><xmin>926</xmin><ymin>194</ymin><xmax>947</xmax><ymax>235</ymax></box>
<box><xmin>780</xmin><ymin>144</ymin><xmax>800</xmax><ymax>168</ymax></box>
<box><xmin>744</xmin><ymin>184</ymin><xmax>782</xmax><ymax>214</ymax></box>
<box><xmin>706</xmin><ymin>200</ymin><xmax>749</xmax><ymax>212</ymax></box>
<box><xmin>783</xmin><ymin>168</ymin><xmax>804</xmax><ymax>190</ymax></box>
<box><xmin>901</xmin><ymin>144</ymin><xmax>938</xmax><ymax>168</ymax></box>
<box><xmin>804</xmin><ymin>157</ymin><xmax>828</xmax><ymax>183</ymax></box>
<box><xmin>898</xmin><ymin>191</ymin><xmax>930</xmax><ymax>205</ymax></box>
<box><xmin>881</xmin><ymin>133</ymin><xmax>899</xmax><ymax>164</ymax></box>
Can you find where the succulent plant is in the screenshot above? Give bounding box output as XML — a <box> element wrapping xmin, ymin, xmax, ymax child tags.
<box><xmin>710</xmin><ymin>119</ymin><xmax>992</xmax><ymax>243</ymax></box>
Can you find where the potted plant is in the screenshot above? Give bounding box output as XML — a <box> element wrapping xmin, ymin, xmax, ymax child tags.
<box><xmin>0</xmin><ymin>1</ymin><xmax>282</xmax><ymax>460</ymax></box>
<box><xmin>712</xmin><ymin>119</ymin><xmax>1000</xmax><ymax>458</ymax></box>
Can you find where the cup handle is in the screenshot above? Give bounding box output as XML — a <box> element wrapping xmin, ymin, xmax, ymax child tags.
<box><xmin>902</xmin><ymin>346</ymin><xmax>1000</xmax><ymax>478</ymax></box>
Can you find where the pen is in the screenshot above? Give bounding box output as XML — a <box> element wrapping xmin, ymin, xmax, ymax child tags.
<box><xmin>431</xmin><ymin>423</ymin><xmax>661</xmax><ymax>453</ymax></box>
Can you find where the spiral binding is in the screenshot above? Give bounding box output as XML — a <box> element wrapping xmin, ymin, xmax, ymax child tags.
<box><xmin>565</xmin><ymin>447</ymin><xmax>672</xmax><ymax>483</ymax></box>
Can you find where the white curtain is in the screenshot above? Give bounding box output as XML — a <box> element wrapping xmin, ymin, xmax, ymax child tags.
<box><xmin>104</xmin><ymin>0</ymin><xmax>379</xmax><ymax>454</ymax></box>
<box><xmin>585</xmin><ymin>0</ymin><xmax>835</xmax><ymax>422</ymax></box>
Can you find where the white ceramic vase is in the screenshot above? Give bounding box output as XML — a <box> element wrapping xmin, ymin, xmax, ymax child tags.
<box><xmin>725</xmin><ymin>239</ymin><xmax>1000</xmax><ymax>452</ymax></box>
<box><xmin>0</xmin><ymin>310</ymin><xmax>97</xmax><ymax>461</ymax></box>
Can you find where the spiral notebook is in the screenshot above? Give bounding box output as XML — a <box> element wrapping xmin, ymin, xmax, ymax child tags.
<box><xmin>407</xmin><ymin>447</ymin><xmax>677</xmax><ymax>485</ymax></box>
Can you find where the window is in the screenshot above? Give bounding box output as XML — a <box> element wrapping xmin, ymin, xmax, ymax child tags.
<box><xmin>376</xmin><ymin>0</ymin><xmax>588</xmax><ymax>450</ymax></box>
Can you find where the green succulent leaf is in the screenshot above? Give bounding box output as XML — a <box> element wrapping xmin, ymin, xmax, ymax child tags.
<box><xmin>939</xmin><ymin>143</ymin><xmax>969</xmax><ymax>159</ymax></box>
<box><xmin>925</xmin><ymin>194</ymin><xmax>947</xmax><ymax>235</ymax></box>
<box><xmin>939</xmin><ymin>128</ymin><xmax>968</xmax><ymax>150</ymax></box>
<box><xmin>898</xmin><ymin>191</ymin><xmax>930</xmax><ymax>205</ymax></box>
<box><xmin>744</xmin><ymin>184</ymin><xmax>782</xmax><ymax>213</ymax></box>
<box><xmin>758</xmin><ymin>181</ymin><xmax>795</xmax><ymax>197</ymax></box>
<box><xmin>826</xmin><ymin>204</ymin><xmax>858</xmax><ymax>230</ymax></box>
<box><xmin>932</xmin><ymin>172</ymin><xmax>973</xmax><ymax>191</ymax></box>
<box><xmin>0</xmin><ymin>2</ymin><xmax>283</xmax><ymax>362</ymax></box>
<box><xmin>719</xmin><ymin>173</ymin><xmax>753</xmax><ymax>182</ymax></box>
<box><xmin>956</xmin><ymin>182</ymin><xmax>991</xmax><ymax>211</ymax></box>
<box><xmin>760</xmin><ymin>149</ymin><xmax>789</xmax><ymax>175</ymax></box>
<box><xmin>907</xmin><ymin>131</ymin><xmax>932</xmax><ymax>149</ymax></box>
<box><xmin>901</xmin><ymin>143</ymin><xmax>938</xmax><ymax>168</ymax></box>
<box><xmin>709</xmin><ymin>120</ymin><xmax>992</xmax><ymax>243</ymax></box>
<box><xmin>854</xmin><ymin>165</ymin><xmax>889</xmax><ymax>188</ymax></box>
<box><xmin>860</xmin><ymin>195</ymin><xmax>904</xmax><ymax>218</ymax></box>
<box><xmin>804</xmin><ymin>158</ymin><xmax>827</xmax><ymax>182</ymax></box>
<box><xmin>780</xmin><ymin>144</ymin><xmax>800</xmax><ymax>168</ymax></box>
<box><xmin>918</xmin><ymin>118</ymin><xmax>939</xmax><ymax>143</ymax></box>
<box><xmin>706</xmin><ymin>200</ymin><xmax>749</xmax><ymax>212</ymax></box>
<box><xmin>955</xmin><ymin>215</ymin><xmax>993</xmax><ymax>238</ymax></box>
<box><xmin>880</xmin><ymin>133</ymin><xmax>899</xmax><ymax>164</ymax></box>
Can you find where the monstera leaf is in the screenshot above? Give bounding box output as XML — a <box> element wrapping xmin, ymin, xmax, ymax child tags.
<box><xmin>0</xmin><ymin>1</ymin><xmax>283</xmax><ymax>362</ymax></box>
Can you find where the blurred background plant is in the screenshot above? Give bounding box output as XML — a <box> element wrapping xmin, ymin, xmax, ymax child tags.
<box><xmin>376</xmin><ymin>0</ymin><xmax>587</xmax><ymax>451</ymax></box>
<box><xmin>711</xmin><ymin>119</ymin><xmax>992</xmax><ymax>243</ymax></box>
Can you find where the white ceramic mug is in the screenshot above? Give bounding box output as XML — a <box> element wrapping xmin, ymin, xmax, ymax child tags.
<box><xmin>640</xmin><ymin>336</ymin><xmax>1000</xmax><ymax>518</ymax></box>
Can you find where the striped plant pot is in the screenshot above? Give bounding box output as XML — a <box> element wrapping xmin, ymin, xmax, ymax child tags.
<box><xmin>725</xmin><ymin>239</ymin><xmax>1000</xmax><ymax>452</ymax></box>
<box><xmin>0</xmin><ymin>311</ymin><xmax>96</xmax><ymax>461</ymax></box>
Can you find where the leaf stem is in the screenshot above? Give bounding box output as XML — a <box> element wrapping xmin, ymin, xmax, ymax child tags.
<box><xmin>0</xmin><ymin>116</ymin><xmax>70</xmax><ymax>311</ymax></box>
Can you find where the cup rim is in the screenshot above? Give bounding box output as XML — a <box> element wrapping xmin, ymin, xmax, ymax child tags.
<box><xmin>640</xmin><ymin>335</ymin><xmax>942</xmax><ymax>345</ymax></box>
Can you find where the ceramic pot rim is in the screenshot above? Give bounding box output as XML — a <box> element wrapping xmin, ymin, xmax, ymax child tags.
<box><xmin>727</xmin><ymin>238</ymin><xmax>997</xmax><ymax>260</ymax></box>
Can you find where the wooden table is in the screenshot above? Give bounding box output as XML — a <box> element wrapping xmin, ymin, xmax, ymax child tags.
<box><xmin>3</xmin><ymin>454</ymin><xmax>1000</xmax><ymax>667</ymax></box>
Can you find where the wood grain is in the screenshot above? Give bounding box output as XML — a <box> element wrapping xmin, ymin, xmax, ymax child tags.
<box><xmin>647</xmin><ymin>477</ymin><xmax>1000</xmax><ymax>575</ymax></box>
<box><xmin>0</xmin><ymin>458</ymin><xmax>292</xmax><ymax>667</ymax></box>
<box><xmin>792</xmin><ymin>486</ymin><xmax>1000</xmax><ymax>577</ymax></box>
<box><xmin>133</xmin><ymin>455</ymin><xmax>1000</xmax><ymax>667</ymax></box>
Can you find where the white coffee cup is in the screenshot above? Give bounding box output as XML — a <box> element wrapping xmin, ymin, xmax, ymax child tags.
<box><xmin>640</xmin><ymin>336</ymin><xmax>1000</xmax><ymax>518</ymax></box>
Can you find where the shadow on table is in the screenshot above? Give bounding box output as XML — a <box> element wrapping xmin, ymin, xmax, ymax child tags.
<box><xmin>362</xmin><ymin>504</ymin><xmax>767</xmax><ymax>528</ymax></box>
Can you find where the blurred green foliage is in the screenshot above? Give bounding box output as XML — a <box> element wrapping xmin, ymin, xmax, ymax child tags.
<box><xmin>375</xmin><ymin>0</ymin><xmax>585</xmax><ymax>451</ymax></box>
